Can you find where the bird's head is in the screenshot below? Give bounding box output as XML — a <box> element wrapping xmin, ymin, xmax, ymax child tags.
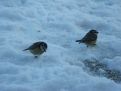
<box><xmin>39</xmin><ymin>42</ymin><xmax>48</xmax><ymax>52</ymax></box>
<box><xmin>89</xmin><ymin>29</ymin><xmax>98</xmax><ymax>34</ymax></box>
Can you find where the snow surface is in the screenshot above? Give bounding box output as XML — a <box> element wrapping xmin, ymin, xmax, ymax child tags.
<box><xmin>0</xmin><ymin>0</ymin><xmax>121</xmax><ymax>91</ymax></box>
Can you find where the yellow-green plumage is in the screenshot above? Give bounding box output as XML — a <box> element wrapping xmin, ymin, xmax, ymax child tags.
<box><xmin>23</xmin><ymin>41</ymin><xmax>47</xmax><ymax>58</ymax></box>
<box><xmin>76</xmin><ymin>30</ymin><xmax>98</xmax><ymax>47</ymax></box>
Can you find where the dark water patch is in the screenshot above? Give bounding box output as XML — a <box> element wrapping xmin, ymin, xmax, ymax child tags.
<box><xmin>83</xmin><ymin>59</ymin><xmax>121</xmax><ymax>83</ymax></box>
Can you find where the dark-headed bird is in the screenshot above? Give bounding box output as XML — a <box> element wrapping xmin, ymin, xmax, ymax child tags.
<box><xmin>23</xmin><ymin>41</ymin><xmax>47</xmax><ymax>58</ymax></box>
<box><xmin>76</xmin><ymin>30</ymin><xmax>98</xmax><ymax>47</ymax></box>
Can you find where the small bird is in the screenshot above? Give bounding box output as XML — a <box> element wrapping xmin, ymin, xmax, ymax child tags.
<box><xmin>76</xmin><ymin>29</ymin><xmax>98</xmax><ymax>47</ymax></box>
<box><xmin>23</xmin><ymin>41</ymin><xmax>48</xmax><ymax>58</ymax></box>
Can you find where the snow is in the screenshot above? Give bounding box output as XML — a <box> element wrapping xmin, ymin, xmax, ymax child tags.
<box><xmin>0</xmin><ymin>0</ymin><xmax>121</xmax><ymax>91</ymax></box>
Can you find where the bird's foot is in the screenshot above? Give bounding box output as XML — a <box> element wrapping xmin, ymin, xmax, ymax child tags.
<box><xmin>34</xmin><ymin>56</ymin><xmax>38</xmax><ymax>58</ymax></box>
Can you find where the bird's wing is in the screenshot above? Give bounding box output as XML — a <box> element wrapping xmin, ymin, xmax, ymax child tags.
<box><xmin>26</xmin><ymin>42</ymin><xmax>41</xmax><ymax>50</ymax></box>
<box><xmin>82</xmin><ymin>33</ymin><xmax>97</xmax><ymax>42</ymax></box>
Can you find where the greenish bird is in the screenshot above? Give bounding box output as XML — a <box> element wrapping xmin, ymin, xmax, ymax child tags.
<box><xmin>76</xmin><ymin>30</ymin><xmax>98</xmax><ymax>47</ymax></box>
<box><xmin>23</xmin><ymin>41</ymin><xmax>48</xmax><ymax>58</ymax></box>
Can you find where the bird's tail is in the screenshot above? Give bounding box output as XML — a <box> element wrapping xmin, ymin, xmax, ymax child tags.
<box><xmin>23</xmin><ymin>48</ymin><xmax>29</xmax><ymax>51</ymax></box>
<box><xmin>76</xmin><ymin>40</ymin><xmax>83</xmax><ymax>43</ymax></box>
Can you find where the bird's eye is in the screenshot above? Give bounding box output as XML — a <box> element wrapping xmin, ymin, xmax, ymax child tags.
<box><xmin>41</xmin><ymin>44</ymin><xmax>45</xmax><ymax>47</ymax></box>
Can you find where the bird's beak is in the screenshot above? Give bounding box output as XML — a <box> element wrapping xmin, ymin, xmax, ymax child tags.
<box><xmin>95</xmin><ymin>31</ymin><xmax>98</xmax><ymax>34</ymax></box>
<box><xmin>43</xmin><ymin>48</ymin><xmax>46</xmax><ymax>52</ymax></box>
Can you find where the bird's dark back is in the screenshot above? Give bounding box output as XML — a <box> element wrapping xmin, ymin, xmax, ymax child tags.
<box><xmin>81</xmin><ymin>32</ymin><xmax>97</xmax><ymax>42</ymax></box>
<box><xmin>28</xmin><ymin>42</ymin><xmax>41</xmax><ymax>50</ymax></box>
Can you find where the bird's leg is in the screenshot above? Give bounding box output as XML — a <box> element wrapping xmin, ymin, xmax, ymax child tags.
<box><xmin>34</xmin><ymin>56</ymin><xmax>38</xmax><ymax>58</ymax></box>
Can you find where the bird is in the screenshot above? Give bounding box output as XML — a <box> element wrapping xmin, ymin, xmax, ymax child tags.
<box><xmin>76</xmin><ymin>29</ymin><xmax>98</xmax><ymax>47</ymax></box>
<box><xmin>23</xmin><ymin>41</ymin><xmax>48</xmax><ymax>58</ymax></box>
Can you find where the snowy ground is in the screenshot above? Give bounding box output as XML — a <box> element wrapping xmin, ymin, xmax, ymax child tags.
<box><xmin>0</xmin><ymin>0</ymin><xmax>121</xmax><ymax>91</ymax></box>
